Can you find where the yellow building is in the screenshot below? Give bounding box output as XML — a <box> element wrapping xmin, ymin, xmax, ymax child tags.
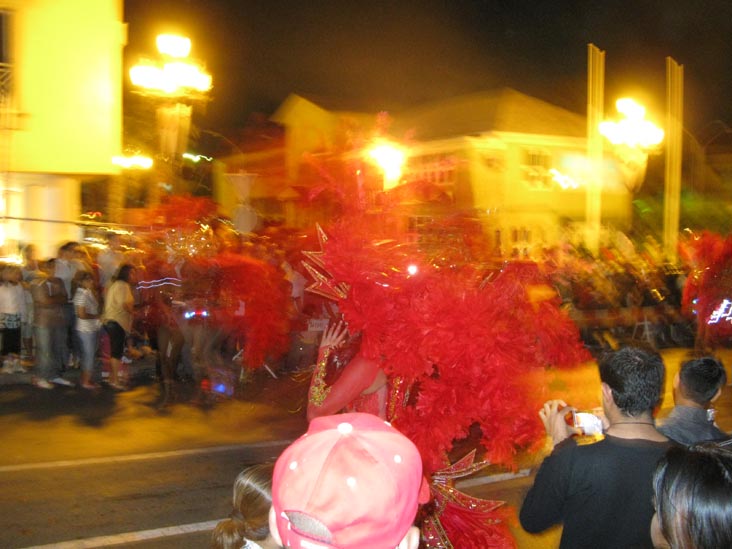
<box><xmin>0</xmin><ymin>0</ymin><xmax>124</xmax><ymax>257</ymax></box>
<box><xmin>269</xmin><ymin>89</ymin><xmax>638</xmax><ymax>256</ymax></box>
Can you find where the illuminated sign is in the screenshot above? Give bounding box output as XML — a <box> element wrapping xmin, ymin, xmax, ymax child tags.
<box><xmin>708</xmin><ymin>298</ymin><xmax>732</xmax><ymax>324</ymax></box>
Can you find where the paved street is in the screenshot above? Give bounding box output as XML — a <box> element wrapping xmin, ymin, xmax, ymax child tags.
<box><xmin>0</xmin><ymin>347</ymin><xmax>730</xmax><ymax>548</ymax></box>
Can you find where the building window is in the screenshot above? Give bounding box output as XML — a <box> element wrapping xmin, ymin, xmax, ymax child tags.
<box><xmin>408</xmin><ymin>153</ymin><xmax>457</xmax><ymax>187</ymax></box>
<box><xmin>522</xmin><ymin>149</ymin><xmax>552</xmax><ymax>189</ymax></box>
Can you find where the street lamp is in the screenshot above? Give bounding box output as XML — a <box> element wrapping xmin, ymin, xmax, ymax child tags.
<box><xmin>128</xmin><ymin>34</ymin><xmax>212</xmax><ymax>206</ymax></box>
<box><xmin>599</xmin><ymin>98</ymin><xmax>664</xmax><ymax>149</ymax></box>
<box><xmin>367</xmin><ymin>140</ymin><xmax>406</xmax><ymax>191</ymax></box>
<box><xmin>129</xmin><ymin>34</ymin><xmax>211</xmax><ymax>95</ymax></box>
<box><xmin>599</xmin><ymin>98</ymin><xmax>664</xmax><ymax>192</ymax></box>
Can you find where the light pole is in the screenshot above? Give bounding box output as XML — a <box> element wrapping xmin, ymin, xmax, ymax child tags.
<box><xmin>129</xmin><ymin>34</ymin><xmax>212</xmax><ymax>206</ymax></box>
<box><xmin>367</xmin><ymin>140</ymin><xmax>406</xmax><ymax>191</ymax></box>
<box><xmin>599</xmin><ymin>97</ymin><xmax>664</xmax><ymax>192</ymax></box>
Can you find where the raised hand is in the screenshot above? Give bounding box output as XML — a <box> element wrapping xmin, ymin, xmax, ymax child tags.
<box><xmin>539</xmin><ymin>399</ymin><xmax>578</xmax><ymax>447</ymax></box>
<box><xmin>319</xmin><ymin>320</ymin><xmax>349</xmax><ymax>351</ymax></box>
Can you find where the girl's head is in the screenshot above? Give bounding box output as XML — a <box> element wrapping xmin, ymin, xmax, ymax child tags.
<box><xmin>652</xmin><ymin>443</ymin><xmax>732</xmax><ymax>549</ymax></box>
<box><xmin>211</xmin><ymin>463</ymin><xmax>274</xmax><ymax>549</ymax></box>
<box><xmin>76</xmin><ymin>271</ymin><xmax>95</xmax><ymax>288</ymax></box>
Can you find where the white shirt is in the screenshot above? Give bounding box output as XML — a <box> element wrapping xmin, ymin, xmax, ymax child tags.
<box><xmin>74</xmin><ymin>287</ymin><xmax>101</xmax><ymax>333</ymax></box>
<box><xmin>0</xmin><ymin>283</ymin><xmax>26</xmax><ymax>320</ymax></box>
<box><xmin>54</xmin><ymin>258</ymin><xmax>77</xmax><ymax>301</ymax></box>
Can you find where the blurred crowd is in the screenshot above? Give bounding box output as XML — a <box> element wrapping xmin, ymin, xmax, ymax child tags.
<box><xmin>0</xmin><ymin>224</ymin><xmax>318</xmax><ymax>399</ymax></box>
<box><xmin>1</xmin><ymin>222</ymin><xmax>728</xmax><ymax>395</ymax></box>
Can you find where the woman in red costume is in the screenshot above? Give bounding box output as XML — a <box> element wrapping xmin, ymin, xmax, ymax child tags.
<box><xmin>307</xmin><ymin>320</ymin><xmax>388</xmax><ymax>421</ymax></box>
<box><xmin>300</xmin><ymin>221</ymin><xmax>591</xmax><ymax>548</ymax></box>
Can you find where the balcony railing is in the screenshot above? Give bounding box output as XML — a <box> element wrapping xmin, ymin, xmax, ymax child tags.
<box><xmin>0</xmin><ymin>63</ymin><xmax>10</xmax><ymax>98</ymax></box>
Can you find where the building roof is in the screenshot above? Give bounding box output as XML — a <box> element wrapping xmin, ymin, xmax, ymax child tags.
<box><xmin>273</xmin><ymin>88</ymin><xmax>587</xmax><ymax>142</ymax></box>
<box><xmin>392</xmin><ymin>87</ymin><xmax>586</xmax><ymax>140</ymax></box>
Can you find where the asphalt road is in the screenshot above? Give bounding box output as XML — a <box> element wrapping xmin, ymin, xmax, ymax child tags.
<box><xmin>0</xmin><ymin>347</ymin><xmax>730</xmax><ymax>548</ymax></box>
<box><xmin>1</xmin><ymin>443</ymin><xmax>288</xmax><ymax>549</ymax></box>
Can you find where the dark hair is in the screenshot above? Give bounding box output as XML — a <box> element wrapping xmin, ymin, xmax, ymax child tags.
<box><xmin>679</xmin><ymin>357</ymin><xmax>727</xmax><ymax>405</ymax></box>
<box><xmin>598</xmin><ymin>346</ymin><xmax>665</xmax><ymax>416</ymax></box>
<box><xmin>59</xmin><ymin>241</ymin><xmax>79</xmax><ymax>254</ymax></box>
<box><xmin>653</xmin><ymin>443</ymin><xmax>732</xmax><ymax>549</ymax></box>
<box><xmin>114</xmin><ymin>264</ymin><xmax>135</xmax><ymax>284</ymax></box>
<box><xmin>211</xmin><ymin>462</ymin><xmax>273</xmax><ymax>548</ymax></box>
<box><xmin>76</xmin><ymin>270</ymin><xmax>94</xmax><ymax>283</ymax></box>
<box><xmin>210</xmin><ymin>519</ymin><xmax>245</xmax><ymax>549</ymax></box>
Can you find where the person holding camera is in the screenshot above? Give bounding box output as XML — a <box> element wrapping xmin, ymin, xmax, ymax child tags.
<box><xmin>520</xmin><ymin>346</ymin><xmax>675</xmax><ymax>548</ymax></box>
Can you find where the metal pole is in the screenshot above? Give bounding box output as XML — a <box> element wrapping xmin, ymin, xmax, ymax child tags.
<box><xmin>663</xmin><ymin>57</ymin><xmax>683</xmax><ymax>263</ymax></box>
<box><xmin>586</xmin><ymin>44</ymin><xmax>605</xmax><ymax>256</ymax></box>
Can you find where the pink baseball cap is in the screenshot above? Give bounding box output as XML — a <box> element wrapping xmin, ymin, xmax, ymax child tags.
<box><xmin>272</xmin><ymin>413</ymin><xmax>427</xmax><ymax>549</ymax></box>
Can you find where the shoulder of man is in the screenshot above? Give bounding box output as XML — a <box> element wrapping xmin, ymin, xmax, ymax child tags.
<box><xmin>553</xmin><ymin>434</ymin><xmax>606</xmax><ymax>454</ymax></box>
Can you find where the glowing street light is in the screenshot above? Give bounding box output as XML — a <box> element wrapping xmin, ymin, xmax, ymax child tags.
<box><xmin>129</xmin><ymin>34</ymin><xmax>212</xmax><ymax>96</ymax></box>
<box><xmin>599</xmin><ymin>97</ymin><xmax>664</xmax><ymax>194</ymax></box>
<box><xmin>128</xmin><ymin>34</ymin><xmax>212</xmax><ymax>206</ymax></box>
<box><xmin>599</xmin><ymin>98</ymin><xmax>664</xmax><ymax>149</ymax></box>
<box><xmin>367</xmin><ymin>140</ymin><xmax>406</xmax><ymax>190</ymax></box>
<box><xmin>155</xmin><ymin>34</ymin><xmax>191</xmax><ymax>58</ymax></box>
<box><xmin>112</xmin><ymin>154</ymin><xmax>153</xmax><ymax>169</ymax></box>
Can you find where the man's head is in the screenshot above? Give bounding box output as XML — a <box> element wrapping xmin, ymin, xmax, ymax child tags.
<box><xmin>269</xmin><ymin>413</ymin><xmax>426</xmax><ymax>549</ymax></box>
<box><xmin>40</xmin><ymin>258</ymin><xmax>56</xmax><ymax>275</ymax></box>
<box><xmin>57</xmin><ymin>241</ymin><xmax>78</xmax><ymax>259</ymax></box>
<box><xmin>676</xmin><ymin>356</ymin><xmax>727</xmax><ymax>407</ymax></box>
<box><xmin>599</xmin><ymin>346</ymin><xmax>665</xmax><ymax>417</ymax></box>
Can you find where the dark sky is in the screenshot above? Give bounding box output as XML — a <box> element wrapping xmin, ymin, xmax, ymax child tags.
<box><xmin>124</xmin><ymin>0</ymin><xmax>732</xmax><ymax>137</ymax></box>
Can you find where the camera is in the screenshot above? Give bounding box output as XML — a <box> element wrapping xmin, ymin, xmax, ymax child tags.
<box><xmin>572</xmin><ymin>411</ymin><xmax>604</xmax><ymax>436</ymax></box>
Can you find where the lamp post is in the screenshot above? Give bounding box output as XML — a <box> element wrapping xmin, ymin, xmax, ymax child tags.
<box><xmin>367</xmin><ymin>140</ymin><xmax>406</xmax><ymax>191</ymax></box>
<box><xmin>599</xmin><ymin>97</ymin><xmax>664</xmax><ymax>192</ymax></box>
<box><xmin>129</xmin><ymin>34</ymin><xmax>212</xmax><ymax>207</ymax></box>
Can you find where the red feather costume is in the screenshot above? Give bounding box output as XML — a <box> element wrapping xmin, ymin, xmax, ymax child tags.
<box><xmin>304</xmin><ymin>219</ymin><xmax>590</xmax><ymax>548</ymax></box>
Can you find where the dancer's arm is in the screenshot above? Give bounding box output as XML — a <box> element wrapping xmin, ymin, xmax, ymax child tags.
<box><xmin>307</xmin><ymin>352</ymin><xmax>381</xmax><ymax>421</ymax></box>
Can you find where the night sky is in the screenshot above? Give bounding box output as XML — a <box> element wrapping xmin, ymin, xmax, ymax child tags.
<box><xmin>124</xmin><ymin>0</ymin><xmax>732</xmax><ymax>137</ymax></box>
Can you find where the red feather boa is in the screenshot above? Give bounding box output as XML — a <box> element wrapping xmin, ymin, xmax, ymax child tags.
<box><xmin>316</xmin><ymin>220</ymin><xmax>589</xmax><ymax>472</ymax></box>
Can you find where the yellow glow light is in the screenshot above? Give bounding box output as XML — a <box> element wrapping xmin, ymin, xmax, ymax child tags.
<box><xmin>549</xmin><ymin>168</ymin><xmax>580</xmax><ymax>189</ymax></box>
<box><xmin>0</xmin><ymin>254</ymin><xmax>22</xmax><ymax>265</ymax></box>
<box><xmin>368</xmin><ymin>141</ymin><xmax>406</xmax><ymax>190</ymax></box>
<box><xmin>163</xmin><ymin>62</ymin><xmax>212</xmax><ymax>92</ymax></box>
<box><xmin>156</xmin><ymin>34</ymin><xmax>191</xmax><ymax>58</ymax></box>
<box><xmin>599</xmin><ymin>97</ymin><xmax>664</xmax><ymax>149</ymax></box>
<box><xmin>183</xmin><ymin>152</ymin><xmax>213</xmax><ymax>162</ymax></box>
<box><xmin>615</xmin><ymin>98</ymin><xmax>646</xmax><ymax>120</ymax></box>
<box><xmin>112</xmin><ymin>155</ymin><xmax>153</xmax><ymax>169</ymax></box>
<box><xmin>407</xmin><ymin>264</ymin><xmax>418</xmax><ymax>276</ymax></box>
<box><xmin>130</xmin><ymin>61</ymin><xmax>212</xmax><ymax>94</ymax></box>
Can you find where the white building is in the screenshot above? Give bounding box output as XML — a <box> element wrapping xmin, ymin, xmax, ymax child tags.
<box><xmin>268</xmin><ymin>89</ymin><xmax>638</xmax><ymax>256</ymax></box>
<box><xmin>0</xmin><ymin>0</ymin><xmax>124</xmax><ymax>257</ymax></box>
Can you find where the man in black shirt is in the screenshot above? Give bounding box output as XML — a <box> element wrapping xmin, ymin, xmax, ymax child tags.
<box><xmin>520</xmin><ymin>347</ymin><xmax>673</xmax><ymax>549</ymax></box>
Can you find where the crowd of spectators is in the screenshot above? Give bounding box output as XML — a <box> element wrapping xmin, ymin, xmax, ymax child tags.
<box><xmin>0</xmin><ymin>223</ymin><xmax>326</xmax><ymax>403</ymax></box>
<box><xmin>0</xmin><ymin>225</ymin><xmax>726</xmax><ymax>394</ymax></box>
<box><xmin>208</xmin><ymin>347</ymin><xmax>730</xmax><ymax>549</ymax></box>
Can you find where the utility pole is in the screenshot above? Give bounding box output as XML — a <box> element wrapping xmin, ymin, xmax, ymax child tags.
<box><xmin>586</xmin><ymin>44</ymin><xmax>605</xmax><ymax>256</ymax></box>
<box><xmin>664</xmin><ymin>57</ymin><xmax>683</xmax><ymax>263</ymax></box>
